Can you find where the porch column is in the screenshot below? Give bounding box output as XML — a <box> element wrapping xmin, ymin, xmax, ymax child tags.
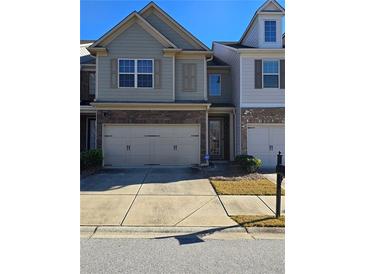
<box><xmin>205</xmin><ymin>111</ymin><xmax>209</xmax><ymax>165</ymax></box>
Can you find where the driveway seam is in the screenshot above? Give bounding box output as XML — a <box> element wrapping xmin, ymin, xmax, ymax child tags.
<box><xmin>120</xmin><ymin>168</ymin><xmax>151</xmax><ymax>226</ymax></box>
<box><xmin>87</xmin><ymin>226</ymin><xmax>98</xmax><ymax>240</ymax></box>
<box><xmin>208</xmin><ymin>179</ymin><xmax>232</xmax><ymax>218</ymax></box>
<box><xmin>256</xmin><ymin>195</ymin><xmax>276</xmax><ymax>215</ymax></box>
<box><xmin>173</xmin><ymin>196</ymin><xmax>216</xmax><ymax>226</ymax></box>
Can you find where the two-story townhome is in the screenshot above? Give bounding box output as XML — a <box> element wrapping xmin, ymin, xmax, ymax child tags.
<box><xmin>213</xmin><ymin>0</ymin><xmax>285</xmax><ymax>168</ymax></box>
<box><xmin>81</xmin><ymin>2</ymin><xmax>236</xmax><ymax>167</ymax></box>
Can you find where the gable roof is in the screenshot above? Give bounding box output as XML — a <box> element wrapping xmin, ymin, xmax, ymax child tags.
<box><xmin>80</xmin><ymin>40</ymin><xmax>95</xmax><ymax>45</ymax></box>
<box><xmin>139</xmin><ymin>2</ymin><xmax>210</xmax><ymax>51</ymax></box>
<box><xmin>239</xmin><ymin>0</ymin><xmax>284</xmax><ymax>44</ymax></box>
<box><xmin>88</xmin><ymin>10</ymin><xmax>177</xmax><ymax>54</ymax></box>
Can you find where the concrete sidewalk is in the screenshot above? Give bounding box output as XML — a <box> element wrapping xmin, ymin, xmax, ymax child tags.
<box><xmin>219</xmin><ymin>195</ymin><xmax>285</xmax><ymax>216</ymax></box>
<box><xmin>81</xmin><ymin>167</ymin><xmax>285</xmax><ymax>230</ymax></box>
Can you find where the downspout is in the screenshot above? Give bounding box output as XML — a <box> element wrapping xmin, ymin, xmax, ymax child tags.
<box><xmin>201</xmin><ymin>103</ymin><xmax>211</xmax><ymax>167</ymax></box>
<box><xmin>201</xmin><ymin>54</ymin><xmax>214</xmax><ymax>167</ymax></box>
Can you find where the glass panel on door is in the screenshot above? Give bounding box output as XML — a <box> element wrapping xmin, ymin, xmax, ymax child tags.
<box><xmin>209</xmin><ymin>119</ymin><xmax>224</xmax><ymax>159</ymax></box>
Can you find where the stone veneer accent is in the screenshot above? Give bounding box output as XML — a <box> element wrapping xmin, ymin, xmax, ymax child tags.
<box><xmin>241</xmin><ymin>108</ymin><xmax>285</xmax><ymax>153</ymax></box>
<box><xmin>96</xmin><ymin>110</ymin><xmax>207</xmax><ymax>162</ymax></box>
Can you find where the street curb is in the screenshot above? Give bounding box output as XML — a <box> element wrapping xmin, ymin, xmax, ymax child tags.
<box><xmin>246</xmin><ymin>227</ymin><xmax>285</xmax><ymax>234</ymax></box>
<box><xmin>80</xmin><ymin>226</ymin><xmax>97</xmax><ymax>232</ymax></box>
<box><xmin>93</xmin><ymin>226</ymin><xmax>247</xmax><ymax>233</ymax></box>
<box><xmin>80</xmin><ymin>226</ymin><xmax>284</xmax><ymax>236</ymax></box>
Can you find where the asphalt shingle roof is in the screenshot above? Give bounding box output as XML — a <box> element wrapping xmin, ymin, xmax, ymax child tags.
<box><xmin>80</xmin><ymin>42</ymin><xmax>96</xmax><ymax>65</ymax></box>
<box><xmin>207</xmin><ymin>57</ymin><xmax>230</xmax><ymax>67</ymax></box>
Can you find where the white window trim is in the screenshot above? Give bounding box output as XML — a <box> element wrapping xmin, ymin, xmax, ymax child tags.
<box><xmin>262</xmin><ymin>59</ymin><xmax>280</xmax><ymax>89</ymax></box>
<box><xmin>209</xmin><ymin>74</ymin><xmax>221</xmax><ymax>96</ymax></box>
<box><xmin>118</xmin><ymin>58</ymin><xmax>154</xmax><ymax>89</ymax></box>
<box><xmin>264</xmin><ymin>20</ymin><xmax>277</xmax><ymax>43</ymax></box>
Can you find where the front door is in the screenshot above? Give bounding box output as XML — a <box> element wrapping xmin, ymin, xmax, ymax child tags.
<box><xmin>209</xmin><ymin>118</ymin><xmax>224</xmax><ymax>160</ymax></box>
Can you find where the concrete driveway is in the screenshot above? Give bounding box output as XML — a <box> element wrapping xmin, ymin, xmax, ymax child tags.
<box><xmin>80</xmin><ymin>167</ymin><xmax>236</xmax><ymax>227</ymax></box>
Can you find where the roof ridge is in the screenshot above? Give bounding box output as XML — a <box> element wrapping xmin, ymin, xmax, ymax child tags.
<box><xmin>138</xmin><ymin>1</ymin><xmax>210</xmax><ymax>51</ymax></box>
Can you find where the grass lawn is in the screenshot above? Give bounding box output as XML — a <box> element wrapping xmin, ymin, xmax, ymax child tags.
<box><xmin>232</xmin><ymin>215</ymin><xmax>285</xmax><ymax>227</ymax></box>
<box><xmin>211</xmin><ymin>177</ymin><xmax>285</xmax><ymax>195</ymax></box>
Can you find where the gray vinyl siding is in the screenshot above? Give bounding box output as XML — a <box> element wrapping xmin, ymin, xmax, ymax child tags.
<box><xmin>242</xmin><ymin>19</ymin><xmax>259</xmax><ymax>48</ymax></box>
<box><xmin>242</xmin><ymin>57</ymin><xmax>284</xmax><ymax>104</ymax></box>
<box><xmin>207</xmin><ymin>68</ymin><xmax>232</xmax><ymax>104</ymax></box>
<box><xmin>213</xmin><ymin>42</ymin><xmax>241</xmax><ymax>155</ymax></box>
<box><xmin>175</xmin><ymin>58</ymin><xmax>205</xmax><ymax>100</ymax></box>
<box><xmin>144</xmin><ymin>12</ymin><xmax>198</xmax><ymax>50</ymax></box>
<box><xmin>97</xmin><ymin>23</ymin><xmax>173</xmax><ymax>102</ymax></box>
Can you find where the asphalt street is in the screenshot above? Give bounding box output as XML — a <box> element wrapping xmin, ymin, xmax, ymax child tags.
<box><xmin>81</xmin><ymin>238</ymin><xmax>284</xmax><ymax>274</ymax></box>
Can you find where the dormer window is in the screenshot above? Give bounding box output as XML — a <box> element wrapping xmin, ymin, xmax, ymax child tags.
<box><xmin>264</xmin><ymin>20</ymin><xmax>276</xmax><ymax>42</ymax></box>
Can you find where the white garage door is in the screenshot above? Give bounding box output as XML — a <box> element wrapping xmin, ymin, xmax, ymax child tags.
<box><xmin>247</xmin><ymin>124</ymin><xmax>285</xmax><ymax>168</ymax></box>
<box><xmin>103</xmin><ymin>124</ymin><xmax>200</xmax><ymax>167</ymax></box>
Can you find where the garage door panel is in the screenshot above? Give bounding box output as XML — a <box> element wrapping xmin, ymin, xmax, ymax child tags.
<box><xmin>248</xmin><ymin>128</ymin><xmax>269</xmax><ymax>145</ymax></box>
<box><xmin>247</xmin><ymin>125</ymin><xmax>285</xmax><ymax>168</ymax></box>
<box><xmin>103</xmin><ymin>125</ymin><xmax>200</xmax><ymax>167</ymax></box>
<box><xmin>270</xmin><ymin>128</ymin><xmax>285</xmax><ymax>145</ymax></box>
<box><xmin>128</xmin><ymin>138</ymin><xmax>149</xmax><ymax>155</ymax></box>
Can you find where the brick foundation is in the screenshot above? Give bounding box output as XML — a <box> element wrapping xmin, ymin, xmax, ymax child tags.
<box><xmin>96</xmin><ymin>110</ymin><xmax>207</xmax><ymax>162</ymax></box>
<box><xmin>241</xmin><ymin>108</ymin><xmax>285</xmax><ymax>153</ymax></box>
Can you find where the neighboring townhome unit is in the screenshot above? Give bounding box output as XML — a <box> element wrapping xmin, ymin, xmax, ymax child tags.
<box><xmin>213</xmin><ymin>0</ymin><xmax>285</xmax><ymax>168</ymax></box>
<box><xmin>80</xmin><ymin>40</ymin><xmax>96</xmax><ymax>152</ymax></box>
<box><xmin>81</xmin><ymin>1</ymin><xmax>236</xmax><ymax>167</ymax></box>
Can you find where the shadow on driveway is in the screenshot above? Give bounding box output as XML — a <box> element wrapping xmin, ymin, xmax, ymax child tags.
<box><xmin>80</xmin><ymin>163</ymin><xmax>245</xmax><ymax>192</ymax></box>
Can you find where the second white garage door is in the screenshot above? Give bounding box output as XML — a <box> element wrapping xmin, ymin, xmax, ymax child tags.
<box><xmin>247</xmin><ymin>124</ymin><xmax>285</xmax><ymax>168</ymax></box>
<box><xmin>103</xmin><ymin>124</ymin><xmax>200</xmax><ymax>167</ymax></box>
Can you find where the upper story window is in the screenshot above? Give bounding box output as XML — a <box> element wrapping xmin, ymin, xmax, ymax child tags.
<box><xmin>118</xmin><ymin>59</ymin><xmax>153</xmax><ymax>88</ymax></box>
<box><xmin>209</xmin><ymin>74</ymin><xmax>221</xmax><ymax>96</ymax></box>
<box><xmin>264</xmin><ymin>20</ymin><xmax>276</xmax><ymax>42</ymax></box>
<box><xmin>88</xmin><ymin>73</ymin><xmax>95</xmax><ymax>95</ymax></box>
<box><xmin>263</xmin><ymin>60</ymin><xmax>279</xmax><ymax>88</ymax></box>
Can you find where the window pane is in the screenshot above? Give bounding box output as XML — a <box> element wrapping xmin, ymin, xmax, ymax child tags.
<box><xmin>209</xmin><ymin>74</ymin><xmax>221</xmax><ymax>96</ymax></box>
<box><xmin>89</xmin><ymin>73</ymin><xmax>95</xmax><ymax>95</ymax></box>
<box><xmin>119</xmin><ymin>59</ymin><xmax>135</xmax><ymax>73</ymax></box>
<box><xmin>137</xmin><ymin>60</ymin><xmax>152</xmax><ymax>73</ymax></box>
<box><xmin>119</xmin><ymin>74</ymin><xmax>135</xmax><ymax>87</ymax></box>
<box><xmin>88</xmin><ymin>119</ymin><xmax>96</xmax><ymax>150</ymax></box>
<box><xmin>137</xmin><ymin>74</ymin><xmax>152</xmax><ymax>87</ymax></box>
<box><xmin>263</xmin><ymin>61</ymin><xmax>278</xmax><ymax>73</ymax></box>
<box><xmin>263</xmin><ymin>75</ymin><xmax>279</xmax><ymax>88</ymax></box>
<box><xmin>265</xmin><ymin>21</ymin><xmax>276</xmax><ymax>42</ymax></box>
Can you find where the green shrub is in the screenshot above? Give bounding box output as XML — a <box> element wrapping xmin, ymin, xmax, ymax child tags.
<box><xmin>81</xmin><ymin>149</ymin><xmax>103</xmax><ymax>170</ymax></box>
<box><xmin>235</xmin><ymin>154</ymin><xmax>262</xmax><ymax>173</ymax></box>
